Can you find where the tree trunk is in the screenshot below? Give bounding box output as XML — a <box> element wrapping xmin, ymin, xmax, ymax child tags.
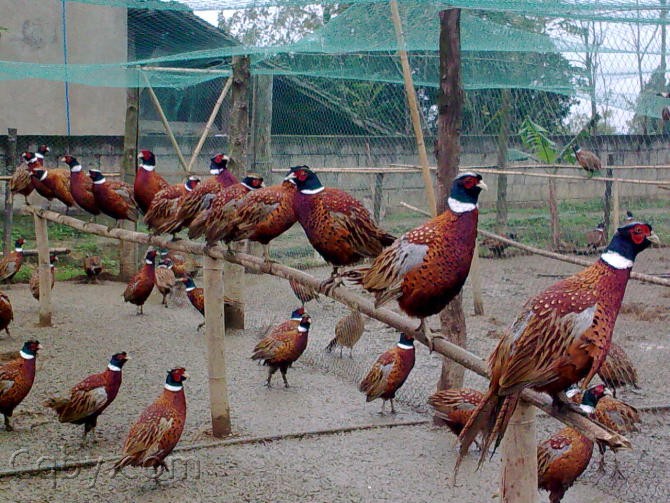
<box><xmin>495</xmin><ymin>89</ymin><xmax>511</xmax><ymax>230</ymax></box>
<box><xmin>119</xmin><ymin>86</ymin><xmax>139</xmax><ymax>281</ymax></box>
<box><xmin>435</xmin><ymin>9</ymin><xmax>466</xmax><ymax>395</ymax></box>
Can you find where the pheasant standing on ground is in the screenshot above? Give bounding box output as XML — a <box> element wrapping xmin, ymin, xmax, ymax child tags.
<box><xmin>161</xmin><ymin>154</ymin><xmax>237</xmax><ymax>236</ymax></box>
<box><xmin>123</xmin><ymin>249</ymin><xmax>157</xmax><ymax>315</ymax></box>
<box><xmin>537</xmin><ymin>426</ymin><xmax>594</xmax><ymax>503</ymax></box>
<box><xmin>0</xmin><ymin>340</ymin><xmax>42</xmax><ymax>431</ymax></box>
<box><xmin>585</xmin><ymin>222</ymin><xmax>606</xmax><ymax>252</ymax></box>
<box><xmin>597</xmin><ymin>342</ymin><xmax>639</xmax><ymax>395</ymax></box>
<box><xmin>481</xmin><ymin>231</ymin><xmax>517</xmax><ymax>259</ymax></box>
<box><xmin>251</xmin><ymin>314</ymin><xmax>311</xmax><ymax>388</ymax></box>
<box><xmin>212</xmin><ymin>175</ymin><xmax>299</xmax><ymax>261</ymax></box>
<box><xmin>144</xmin><ymin>176</ymin><xmax>201</xmax><ymax>238</ymax></box>
<box><xmin>89</xmin><ymin>169</ymin><xmax>138</xmax><ymax>228</ymax></box>
<box><xmin>345</xmin><ymin>173</ymin><xmax>487</xmax><ymax>344</ymax></box>
<box><xmin>134</xmin><ymin>150</ymin><xmax>169</xmax><ymax>214</ymax></box>
<box><xmin>113</xmin><ymin>367</ymin><xmax>188</xmax><ymax>476</ymax></box>
<box><xmin>573</xmin><ymin>145</ymin><xmax>601</xmax><ymax>177</ymax></box>
<box><xmin>428</xmin><ymin>388</ymin><xmax>484</xmax><ymax>439</ymax></box>
<box><xmin>457</xmin><ymin>222</ymin><xmax>659</xmax><ymax>470</ymax></box>
<box><xmin>0</xmin><ymin>292</ymin><xmax>13</xmax><ymax>337</ymax></box>
<box><xmin>359</xmin><ymin>333</ymin><xmax>415</xmax><ymax>414</ymax></box>
<box><xmin>0</xmin><ymin>238</ymin><xmax>26</xmax><ymax>284</ymax></box>
<box><xmin>187</xmin><ymin>174</ymin><xmax>265</xmax><ymax>245</ymax></box>
<box><xmin>29</xmin><ymin>254</ymin><xmax>57</xmax><ymax>300</ymax></box>
<box><xmin>286</xmin><ymin>166</ymin><xmax>396</xmax><ymax>290</ymax></box>
<box><xmin>83</xmin><ymin>255</ymin><xmax>103</xmax><ymax>283</ymax></box>
<box><xmin>154</xmin><ymin>258</ymin><xmax>177</xmax><ymax>307</ymax></box>
<box><xmin>44</xmin><ymin>352</ymin><xmax>130</xmax><ymax>444</ymax></box>
<box><xmin>325</xmin><ymin>308</ymin><xmax>365</xmax><ymax>358</ymax></box>
<box><xmin>179</xmin><ymin>276</ymin><xmax>237</xmax><ymax>331</ymax></box>
<box><xmin>60</xmin><ymin>155</ymin><xmax>100</xmax><ymax>216</ymax></box>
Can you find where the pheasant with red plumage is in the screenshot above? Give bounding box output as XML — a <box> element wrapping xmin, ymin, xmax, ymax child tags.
<box><xmin>44</xmin><ymin>352</ymin><xmax>130</xmax><ymax>444</ymax></box>
<box><xmin>0</xmin><ymin>340</ymin><xmax>42</xmax><ymax>431</ymax></box>
<box><xmin>89</xmin><ymin>169</ymin><xmax>138</xmax><ymax>227</ymax></box>
<box><xmin>134</xmin><ymin>150</ymin><xmax>169</xmax><ymax>214</ymax></box>
<box><xmin>123</xmin><ymin>249</ymin><xmax>157</xmax><ymax>314</ymax></box>
<box><xmin>60</xmin><ymin>155</ymin><xmax>100</xmax><ymax>216</ymax></box>
<box><xmin>457</xmin><ymin>221</ymin><xmax>659</xmax><ymax>471</ymax></box>
<box><xmin>0</xmin><ymin>238</ymin><xmax>26</xmax><ymax>284</ymax></box>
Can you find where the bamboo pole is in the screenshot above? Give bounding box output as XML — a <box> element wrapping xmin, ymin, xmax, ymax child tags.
<box><xmin>203</xmin><ymin>254</ymin><xmax>232</xmax><ymax>437</ymax></box>
<box><xmin>32</xmin><ymin>213</ymin><xmax>52</xmax><ymax>326</ymax></box>
<box><xmin>397</xmin><ymin>202</ymin><xmax>670</xmax><ymax>288</ymax></box>
<box><xmin>141</xmin><ymin>73</ymin><xmax>189</xmax><ymax>172</ymax></box>
<box><xmin>389</xmin><ymin>0</ymin><xmax>437</xmax><ymax>217</ymax></box>
<box><xmin>392</xmin><ymin>162</ymin><xmax>670</xmax><ymax>171</ymax></box>
<box><xmin>500</xmin><ymin>402</ymin><xmax>538</xmax><ymax>503</ymax></box>
<box><xmin>187</xmin><ymin>77</ymin><xmax>233</xmax><ymax>172</ymax></box>
<box><xmin>22</xmin><ymin>207</ymin><xmax>640</xmax><ymax>447</ymax></box>
<box><xmin>0</xmin><ymin>248</ymin><xmax>70</xmax><ymax>258</ymax></box>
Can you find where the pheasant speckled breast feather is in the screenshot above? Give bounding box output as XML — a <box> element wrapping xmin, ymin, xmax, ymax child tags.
<box><xmin>457</xmin><ymin>222</ymin><xmax>658</xmax><ymax>470</ymax></box>
<box><xmin>144</xmin><ymin>176</ymin><xmax>200</xmax><ymax>235</ymax></box>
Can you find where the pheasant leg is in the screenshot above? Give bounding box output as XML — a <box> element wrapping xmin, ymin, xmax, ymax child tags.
<box><xmin>280</xmin><ymin>367</ymin><xmax>290</xmax><ymax>388</ymax></box>
<box><xmin>4</xmin><ymin>414</ymin><xmax>12</xmax><ymax>432</ymax></box>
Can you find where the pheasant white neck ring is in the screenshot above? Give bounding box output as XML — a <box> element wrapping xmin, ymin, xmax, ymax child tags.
<box><xmin>447</xmin><ymin>197</ymin><xmax>477</xmax><ymax>214</ymax></box>
<box><xmin>19</xmin><ymin>350</ymin><xmax>35</xmax><ymax>360</ymax></box>
<box><xmin>139</xmin><ymin>164</ymin><xmax>155</xmax><ymax>172</ymax></box>
<box><xmin>298</xmin><ymin>326</ymin><xmax>308</xmax><ymax>333</ymax></box>
<box><xmin>397</xmin><ymin>342</ymin><xmax>413</xmax><ymax>350</ymax></box>
<box><xmin>300</xmin><ymin>187</ymin><xmax>325</xmax><ymax>195</ymax></box>
<box><xmin>108</xmin><ymin>363</ymin><xmax>122</xmax><ymax>372</ymax></box>
<box><xmin>93</xmin><ymin>177</ymin><xmax>106</xmax><ymax>185</ymax></box>
<box><xmin>601</xmin><ymin>250</ymin><xmax>633</xmax><ymax>269</ymax></box>
<box><xmin>71</xmin><ymin>165</ymin><xmax>83</xmax><ymax>172</ymax></box>
<box><xmin>164</xmin><ymin>383</ymin><xmax>182</xmax><ymax>392</ymax></box>
<box><xmin>15</xmin><ymin>247</ymin><xmax>22</xmax><ymax>253</ymax></box>
<box><xmin>38</xmin><ymin>170</ymin><xmax>48</xmax><ymax>181</ymax></box>
<box><xmin>210</xmin><ymin>168</ymin><xmax>222</xmax><ymax>175</ymax></box>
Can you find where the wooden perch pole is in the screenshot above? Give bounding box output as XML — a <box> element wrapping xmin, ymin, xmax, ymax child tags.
<box><xmin>23</xmin><ymin>207</ymin><xmax>638</xmax><ymax>449</ymax></box>
<box><xmin>3</xmin><ymin>128</ymin><xmax>17</xmax><ymax>256</ymax></box>
<box><xmin>187</xmin><ymin>77</ymin><xmax>233</xmax><ymax>172</ymax></box>
<box><xmin>142</xmin><ymin>73</ymin><xmax>189</xmax><ymax>172</ymax></box>
<box><xmin>390</xmin><ymin>0</ymin><xmax>437</xmax><ymax>217</ymax></box>
<box><xmin>202</xmin><ymin>254</ymin><xmax>232</xmax><ymax>437</ymax></box>
<box><xmin>32</xmin><ymin>212</ymin><xmax>52</xmax><ymax>327</ymax></box>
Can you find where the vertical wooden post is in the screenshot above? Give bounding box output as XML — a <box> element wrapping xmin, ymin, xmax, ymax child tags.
<box><xmin>603</xmin><ymin>155</ymin><xmax>613</xmax><ymax>238</ymax></box>
<box><xmin>33</xmin><ymin>213</ymin><xmax>52</xmax><ymax>327</ymax></box>
<box><xmin>120</xmin><ymin>86</ymin><xmax>139</xmax><ymax>281</ymax></box>
<box><xmin>372</xmin><ymin>172</ymin><xmax>384</xmax><ymax>223</ymax></box>
<box><xmin>470</xmin><ymin>248</ymin><xmax>484</xmax><ymax>316</ymax></box>
<box><xmin>548</xmin><ymin>179</ymin><xmax>559</xmax><ymax>250</ymax></box>
<box><xmin>500</xmin><ymin>401</ymin><xmax>538</xmax><ymax>503</ymax></box>
<box><xmin>496</xmin><ymin>90</ymin><xmax>511</xmax><ymax>230</ymax></box>
<box><xmin>435</xmin><ymin>8</ymin><xmax>468</xmax><ymax>396</ymax></box>
<box><xmin>224</xmin><ymin>55</ymin><xmax>251</xmax><ymax>329</ymax></box>
<box><xmin>390</xmin><ymin>0</ymin><xmax>437</xmax><ymax>217</ymax></box>
<box><xmin>3</xmin><ymin>128</ymin><xmax>17</xmax><ymax>255</ymax></box>
<box><xmin>203</xmin><ymin>254</ymin><xmax>231</xmax><ymax>437</ymax></box>
<box><xmin>612</xmin><ymin>179</ymin><xmax>620</xmax><ymax>231</ymax></box>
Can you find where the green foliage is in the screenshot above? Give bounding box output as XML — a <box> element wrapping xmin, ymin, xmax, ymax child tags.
<box><xmin>519</xmin><ymin>117</ymin><xmax>559</xmax><ymax>163</ymax></box>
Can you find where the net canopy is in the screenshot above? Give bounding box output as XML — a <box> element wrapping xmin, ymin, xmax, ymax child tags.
<box><xmin>2</xmin><ymin>0</ymin><xmax>670</xmax><ymax>130</ymax></box>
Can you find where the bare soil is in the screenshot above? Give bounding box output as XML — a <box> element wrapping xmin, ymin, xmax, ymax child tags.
<box><xmin>0</xmin><ymin>248</ymin><xmax>667</xmax><ymax>503</ymax></box>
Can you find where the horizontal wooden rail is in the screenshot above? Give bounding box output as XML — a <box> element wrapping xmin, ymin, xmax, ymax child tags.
<box><xmin>0</xmin><ymin>247</ymin><xmax>70</xmax><ymax>258</ymax></box>
<box><xmin>392</xmin><ymin>162</ymin><xmax>670</xmax><ymax>171</ymax></box>
<box><xmin>398</xmin><ymin>202</ymin><xmax>670</xmax><ymax>288</ymax></box>
<box><xmin>23</xmin><ymin>206</ymin><xmax>631</xmax><ymax>452</ymax></box>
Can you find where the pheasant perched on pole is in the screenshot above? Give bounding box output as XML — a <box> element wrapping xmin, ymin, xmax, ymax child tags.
<box><xmin>345</xmin><ymin>173</ymin><xmax>486</xmax><ymax>344</ymax></box>
<box><xmin>457</xmin><ymin>221</ymin><xmax>658</xmax><ymax>471</ymax></box>
<box><xmin>359</xmin><ymin>333</ymin><xmax>415</xmax><ymax>414</ymax></box>
<box><xmin>113</xmin><ymin>367</ymin><xmax>188</xmax><ymax>477</ymax></box>
<box><xmin>60</xmin><ymin>155</ymin><xmax>100</xmax><ymax>217</ymax></box>
<box><xmin>30</xmin><ymin>166</ymin><xmax>75</xmax><ymax>212</ymax></box>
<box><xmin>573</xmin><ymin>145</ymin><xmax>601</xmax><ymax>177</ymax></box>
<box><xmin>89</xmin><ymin>169</ymin><xmax>138</xmax><ymax>228</ymax></box>
<box><xmin>144</xmin><ymin>175</ymin><xmax>201</xmax><ymax>238</ymax></box>
<box><xmin>0</xmin><ymin>340</ymin><xmax>42</xmax><ymax>431</ymax></box>
<box><xmin>10</xmin><ymin>145</ymin><xmax>49</xmax><ymax>204</ymax></box>
<box><xmin>286</xmin><ymin>166</ymin><xmax>396</xmax><ymax>290</ymax></box>
<box><xmin>44</xmin><ymin>352</ymin><xmax>130</xmax><ymax>444</ymax></box>
<box><xmin>134</xmin><ymin>150</ymin><xmax>169</xmax><ymax>214</ymax></box>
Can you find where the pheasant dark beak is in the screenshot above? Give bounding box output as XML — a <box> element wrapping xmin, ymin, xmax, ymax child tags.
<box><xmin>477</xmin><ymin>181</ymin><xmax>488</xmax><ymax>191</ymax></box>
<box><xmin>647</xmin><ymin>232</ymin><xmax>660</xmax><ymax>245</ymax></box>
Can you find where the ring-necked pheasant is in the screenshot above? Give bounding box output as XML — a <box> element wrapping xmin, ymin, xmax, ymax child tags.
<box><xmin>29</xmin><ymin>254</ymin><xmax>57</xmax><ymax>300</ymax></box>
<box><xmin>10</xmin><ymin>145</ymin><xmax>49</xmax><ymax>204</ymax></box>
<box><xmin>345</xmin><ymin>172</ymin><xmax>487</xmax><ymax>342</ymax></box>
<box><xmin>0</xmin><ymin>238</ymin><xmax>26</xmax><ymax>284</ymax></box>
<box><xmin>113</xmin><ymin>367</ymin><xmax>188</xmax><ymax>477</ymax></box>
<box><xmin>251</xmin><ymin>313</ymin><xmax>311</xmax><ymax>388</ymax></box>
<box><xmin>359</xmin><ymin>333</ymin><xmax>415</xmax><ymax>414</ymax></box>
<box><xmin>60</xmin><ymin>155</ymin><xmax>100</xmax><ymax>216</ymax></box>
<box><xmin>457</xmin><ymin>221</ymin><xmax>659</xmax><ymax>470</ymax></box>
<box><xmin>123</xmin><ymin>249</ymin><xmax>157</xmax><ymax>315</ymax></box>
<box><xmin>44</xmin><ymin>352</ymin><xmax>130</xmax><ymax>444</ymax></box>
<box><xmin>160</xmin><ymin>154</ymin><xmax>237</xmax><ymax>236</ymax></box>
<box><xmin>30</xmin><ymin>166</ymin><xmax>75</xmax><ymax>212</ymax></box>
<box><xmin>428</xmin><ymin>388</ymin><xmax>484</xmax><ymax>439</ymax></box>
<box><xmin>187</xmin><ymin>174</ymin><xmax>265</xmax><ymax>245</ymax></box>
<box><xmin>0</xmin><ymin>292</ymin><xmax>12</xmax><ymax>337</ymax></box>
<box><xmin>83</xmin><ymin>255</ymin><xmax>103</xmax><ymax>284</ymax></box>
<box><xmin>89</xmin><ymin>169</ymin><xmax>138</xmax><ymax>228</ymax></box>
<box><xmin>134</xmin><ymin>150</ymin><xmax>169</xmax><ymax>214</ymax></box>
<box><xmin>179</xmin><ymin>276</ymin><xmax>238</xmax><ymax>331</ymax></box>
<box><xmin>286</xmin><ymin>166</ymin><xmax>396</xmax><ymax>290</ymax></box>
<box><xmin>144</xmin><ymin>176</ymin><xmax>201</xmax><ymax>238</ymax></box>
<box><xmin>0</xmin><ymin>340</ymin><xmax>42</xmax><ymax>431</ymax></box>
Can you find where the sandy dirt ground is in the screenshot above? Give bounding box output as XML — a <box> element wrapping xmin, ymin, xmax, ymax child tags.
<box><xmin>0</xmin><ymin>248</ymin><xmax>667</xmax><ymax>503</ymax></box>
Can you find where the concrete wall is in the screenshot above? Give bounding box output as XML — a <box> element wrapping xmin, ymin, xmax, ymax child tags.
<box><xmin>0</xmin><ymin>1</ymin><xmax>126</xmax><ymax>135</ymax></box>
<box><xmin>1</xmin><ymin>133</ymin><xmax>668</xmax><ymax>212</ymax></box>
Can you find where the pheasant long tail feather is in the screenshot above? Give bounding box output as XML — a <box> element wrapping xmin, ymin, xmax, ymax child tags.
<box><xmin>325</xmin><ymin>337</ymin><xmax>338</xmax><ymax>353</ymax></box>
<box><xmin>43</xmin><ymin>397</ymin><xmax>70</xmax><ymax>415</ymax></box>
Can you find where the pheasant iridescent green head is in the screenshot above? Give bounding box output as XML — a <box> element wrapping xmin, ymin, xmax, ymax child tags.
<box><xmin>290</xmin><ymin>307</ymin><xmax>306</xmax><ymax>320</ymax></box>
<box><xmin>165</xmin><ymin>367</ymin><xmax>189</xmax><ymax>389</ymax></box>
<box><xmin>21</xmin><ymin>340</ymin><xmax>43</xmax><ymax>359</ymax></box>
<box><xmin>185</xmin><ymin>176</ymin><xmax>200</xmax><ymax>191</ymax></box>
<box><xmin>210</xmin><ymin>153</ymin><xmax>229</xmax><ymax>173</ymax></box>
<box><xmin>283</xmin><ymin>165</ymin><xmax>310</xmax><ymax>185</ymax></box>
<box><xmin>603</xmin><ymin>222</ymin><xmax>659</xmax><ymax>267</ymax></box>
<box><xmin>60</xmin><ymin>155</ymin><xmax>80</xmax><ymax>169</ymax></box>
<box><xmin>449</xmin><ymin>173</ymin><xmax>487</xmax><ymax>206</ymax></box>
<box><xmin>286</xmin><ymin>166</ymin><xmax>323</xmax><ymax>193</ymax></box>
<box><xmin>144</xmin><ymin>249</ymin><xmax>158</xmax><ymax>264</ymax></box>
<box><xmin>298</xmin><ymin>314</ymin><xmax>312</xmax><ymax>331</ymax></box>
<box><xmin>138</xmin><ymin>150</ymin><xmax>156</xmax><ymax>167</ymax></box>
<box><xmin>109</xmin><ymin>352</ymin><xmax>130</xmax><ymax>370</ymax></box>
<box><xmin>242</xmin><ymin>173</ymin><xmax>264</xmax><ymax>190</ymax></box>
<box><xmin>579</xmin><ymin>384</ymin><xmax>608</xmax><ymax>414</ymax></box>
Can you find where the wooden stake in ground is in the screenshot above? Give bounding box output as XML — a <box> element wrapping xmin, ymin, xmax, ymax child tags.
<box><xmin>3</xmin><ymin>128</ymin><xmax>17</xmax><ymax>256</ymax></box>
<box><xmin>203</xmin><ymin>254</ymin><xmax>231</xmax><ymax>437</ymax></box>
<box><xmin>33</xmin><ymin>213</ymin><xmax>52</xmax><ymax>326</ymax></box>
<box><xmin>120</xmin><ymin>86</ymin><xmax>139</xmax><ymax>281</ymax></box>
<box><xmin>500</xmin><ymin>401</ymin><xmax>537</xmax><ymax>503</ymax></box>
